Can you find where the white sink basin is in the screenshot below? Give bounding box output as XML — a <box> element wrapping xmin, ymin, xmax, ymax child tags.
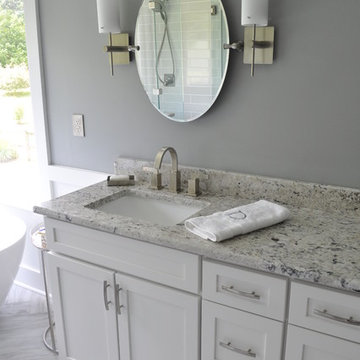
<box><xmin>90</xmin><ymin>190</ymin><xmax>208</xmax><ymax>226</ymax></box>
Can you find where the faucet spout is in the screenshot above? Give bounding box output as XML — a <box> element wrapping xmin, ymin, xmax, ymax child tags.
<box><xmin>150</xmin><ymin>146</ymin><xmax>181</xmax><ymax>192</ymax></box>
<box><xmin>154</xmin><ymin>146</ymin><xmax>178</xmax><ymax>171</ymax></box>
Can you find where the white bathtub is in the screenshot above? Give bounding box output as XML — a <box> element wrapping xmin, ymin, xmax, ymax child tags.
<box><xmin>0</xmin><ymin>212</ymin><xmax>26</xmax><ymax>305</ymax></box>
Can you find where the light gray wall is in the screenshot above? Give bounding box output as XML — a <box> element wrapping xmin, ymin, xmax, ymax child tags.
<box><xmin>38</xmin><ymin>0</ymin><xmax>360</xmax><ymax>189</ymax></box>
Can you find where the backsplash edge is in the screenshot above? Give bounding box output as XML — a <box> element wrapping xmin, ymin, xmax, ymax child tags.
<box><xmin>114</xmin><ymin>157</ymin><xmax>360</xmax><ymax>213</ymax></box>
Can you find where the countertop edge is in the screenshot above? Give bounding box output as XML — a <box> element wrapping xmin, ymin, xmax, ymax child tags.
<box><xmin>34</xmin><ymin>203</ymin><xmax>360</xmax><ymax>295</ymax></box>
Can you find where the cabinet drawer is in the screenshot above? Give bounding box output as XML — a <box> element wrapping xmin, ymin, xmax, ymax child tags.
<box><xmin>202</xmin><ymin>300</ymin><xmax>283</xmax><ymax>360</ymax></box>
<box><xmin>285</xmin><ymin>325</ymin><xmax>360</xmax><ymax>360</ymax></box>
<box><xmin>289</xmin><ymin>282</ymin><xmax>360</xmax><ymax>343</ymax></box>
<box><xmin>44</xmin><ymin>218</ymin><xmax>200</xmax><ymax>293</ymax></box>
<box><xmin>203</xmin><ymin>260</ymin><xmax>287</xmax><ymax>321</ymax></box>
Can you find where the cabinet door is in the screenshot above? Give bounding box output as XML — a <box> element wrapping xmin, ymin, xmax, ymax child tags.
<box><xmin>116</xmin><ymin>273</ymin><xmax>200</xmax><ymax>360</ymax></box>
<box><xmin>285</xmin><ymin>325</ymin><xmax>360</xmax><ymax>360</ymax></box>
<box><xmin>202</xmin><ymin>300</ymin><xmax>284</xmax><ymax>360</ymax></box>
<box><xmin>46</xmin><ymin>253</ymin><xmax>119</xmax><ymax>360</ymax></box>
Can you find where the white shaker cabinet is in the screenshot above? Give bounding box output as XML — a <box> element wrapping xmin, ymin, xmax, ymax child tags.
<box><xmin>289</xmin><ymin>282</ymin><xmax>360</xmax><ymax>343</ymax></box>
<box><xmin>285</xmin><ymin>325</ymin><xmax>360</xmax><ymax>360</ymax></box>
<box><xmin>45</xmin><ymin>228</ymin><xmax>200</xmax><ymax>360</ymax></box>
<box><xmin>44</xmin><ymin>218</ymin><xmax>360</xmax><ymax>360</ymax></box>
<box><xmin>46</xmin><ymin>253</ymin><xmax>119</xmax><ymax>360</ymax></box>
<box><xmin>202</xmin><ymin>261</ymin><xmax>286</xmax><ymax>360</ymax></box>
<box><xmin>202</xmin><ymin>300</ymin><xmax>284</xmax><ymax>360</ymax></box>
<box><xmin>116</xmin><ymin>273</ymin><xmax>199</xmax><ymax>360</ymax></box>
<box><xmin>202</xmin><ymin>261</ymin><xmax>287</xmax><ymax>321</ymax></box>
<box><xmin>285</xmin><ymin>282</ymin><xmax>360</xmax><ymax>360</ymax></box>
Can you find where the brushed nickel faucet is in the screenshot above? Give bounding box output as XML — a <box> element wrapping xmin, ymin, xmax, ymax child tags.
<box><xmin>147</xmin><ymin>146</ymin><xmax>181</xmax><ymax>193</ymax></box>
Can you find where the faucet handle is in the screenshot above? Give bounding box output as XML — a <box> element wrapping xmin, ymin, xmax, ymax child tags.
<box><xmin>169</xmin><ymin>170</ymin><xmax>181</xmax><ymax>193</ymax></box>
<box><xmin>188</xmin><ymin>178</ymin><xmax>201</xmax><ymax>197</ymax></box>
<box><xmin>143</xmin><ymin>167</ymin><xmax>162</xmax><ymax>190</ymax></box>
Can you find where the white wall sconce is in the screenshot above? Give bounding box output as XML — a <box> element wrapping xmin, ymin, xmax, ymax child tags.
<box><xmin>224</xmin><ymin>0</ymin><xmax>274</xmax><ymax>77</ymax></box>
<box><xmin>96</xmin><ymin>0</ymin><xmax>139</xmax><ymax>75</ymax></box>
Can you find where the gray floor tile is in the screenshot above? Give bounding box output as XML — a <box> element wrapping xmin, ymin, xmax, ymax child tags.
<box><xmin>0</xmin><ymin>285</ymin><xmax>57</xmax><ymax>360</ymax></box>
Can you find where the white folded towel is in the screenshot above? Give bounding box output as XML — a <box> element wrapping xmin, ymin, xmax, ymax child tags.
<box><xmin>184</xmin><ymin>200</ymin><xmax>290</xmax><ymax>242</ymax></box>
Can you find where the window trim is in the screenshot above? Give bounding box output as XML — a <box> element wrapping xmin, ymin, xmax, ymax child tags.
<box><xmin>24</xmin><ymin>0</ymin><xmax>52</xmax><ymax>200</ymax></box>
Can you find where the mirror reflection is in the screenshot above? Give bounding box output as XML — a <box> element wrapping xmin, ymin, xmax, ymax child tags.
<box><xmin>135</xmin><ymin>0</ymin><xmax>229</xmax><ymax>122</ymax></box>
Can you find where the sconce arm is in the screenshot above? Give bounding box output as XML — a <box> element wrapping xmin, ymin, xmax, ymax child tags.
<box><xmin>252</xmin><ymin>40</ymin><xmax>272</xmax><ymax>49</ymax></box>
<box><xmin>104</xmin><ymin>45</ymin><xmax>140</xmax><ymax>53</ymax></box>
<box><xmin>128</xmin><ymin>45</ymin><xmax>140</xmax><ymax>52</ymax></box>
<box><xmin>223</xmin><ymin>41</ymin><xmax>244</xmax><ymax>52</ymax></box>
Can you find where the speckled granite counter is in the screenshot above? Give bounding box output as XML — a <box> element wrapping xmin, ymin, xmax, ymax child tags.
<box><xmin>34</xmin><ymin>159</ymin><xmax>360</xmax><ymax>294</ymax></box>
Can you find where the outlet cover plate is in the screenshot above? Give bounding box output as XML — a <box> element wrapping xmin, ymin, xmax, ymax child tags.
<box><xmin>72</xmin><ymin>114</ymin><xmax>85</xmax><ymax>137</ymax></box>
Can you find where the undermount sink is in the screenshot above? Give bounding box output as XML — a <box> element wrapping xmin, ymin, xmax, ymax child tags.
<box><xmin>87</xmin><ymin>190</ymin><xmax>208</xmax><ymax>226</ymax></box>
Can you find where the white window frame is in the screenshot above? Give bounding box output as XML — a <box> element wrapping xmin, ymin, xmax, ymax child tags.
<box><xmin>24</xmin><ymin>0</ymin><xmax>52</xmax><ymax>200</ymax></box>
<box><xmin>24</xmin><ymin>0</ymin><xmax>106</xmax><ymax>200</ymax></box>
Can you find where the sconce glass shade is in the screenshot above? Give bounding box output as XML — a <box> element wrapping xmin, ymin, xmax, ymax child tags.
<box><xmin>96</xmin><ymin>0</ymin><xmax>121</xmax><ymax>33</ymax></box>
<box><xmin>241</xmin><ymin>0</ymin><xmax>268</xmax><ymax>26</ymax></box>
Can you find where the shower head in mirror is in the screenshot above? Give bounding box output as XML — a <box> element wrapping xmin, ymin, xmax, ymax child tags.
<box><xmin>135</xmin><ymin>0</ymin><xmax>230</xmax><ymax>122</ymax></box>
<box><xmin>149</xmin><ymin>0</ymin><xmax>165</xmax><ymax>12</ymax></box>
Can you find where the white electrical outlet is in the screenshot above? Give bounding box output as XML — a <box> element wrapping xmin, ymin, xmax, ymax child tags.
<box><xmin>72</xmin><ymin>114</ymin><xmax>85</xmax><ymax>137</ymax></box>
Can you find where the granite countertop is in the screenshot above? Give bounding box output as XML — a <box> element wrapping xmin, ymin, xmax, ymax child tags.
<box><xmin>33</xmin><ymin>159</ymin><xmax>360</xmax><ymax>294</ymax></box>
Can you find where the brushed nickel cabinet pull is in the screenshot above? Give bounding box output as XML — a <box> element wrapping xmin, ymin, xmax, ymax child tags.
<box><xmin>221</xmin><ymin>285</ymin><xmax>260</xmax><ymax>300</ymax></box>
<box><xmin>103</xmin><ymin>281</ymin><xmax>111</xmax><ymax>311</ymax></box>
<box><xmin>313</xmin><ymin>308</ymin><xmax>360</xmax><ymax>326</ymax></box>
<box><xmin>115</xmin><ymin>284</ymin><xmax>124</xmax><ymax>315</ymax></box>
<box><xmin>219</xmin><ymin>341</ymin><xmax>256</xmax><ymax>358</ymax></box>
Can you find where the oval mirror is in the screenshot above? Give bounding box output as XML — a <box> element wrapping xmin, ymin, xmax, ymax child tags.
<box><xmin>135</xmin><ymin>0</ymin><xmax>229</xmax><ymax>122</ymax></box>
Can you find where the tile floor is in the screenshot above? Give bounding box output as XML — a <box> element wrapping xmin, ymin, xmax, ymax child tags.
<box><xmin>0</xmin><ymin>284</ymin><xmax>58</xmax><ymax>360</ymax></box>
